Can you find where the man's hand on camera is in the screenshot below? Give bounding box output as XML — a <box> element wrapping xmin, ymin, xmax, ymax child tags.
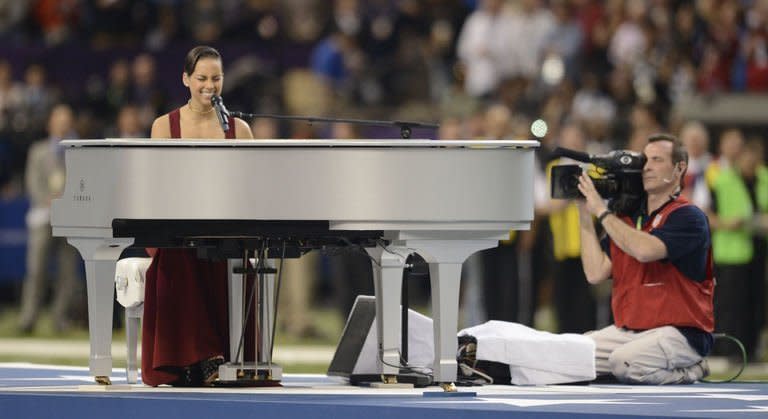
<box><xmin>577</xmin><ymin>172</ymin><xmax>608</xmax><ymax>217</ymax></box>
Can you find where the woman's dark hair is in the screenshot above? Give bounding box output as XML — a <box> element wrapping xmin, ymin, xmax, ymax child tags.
<box><xmin>183</xmin><ymin>46</ymin><xmax>222</xmax><ymax>75</ymax></box>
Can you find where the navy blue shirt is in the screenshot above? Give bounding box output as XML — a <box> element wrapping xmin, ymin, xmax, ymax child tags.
<box><xmin>600</xmin><ymin>199</ymin><xmax>714</xmax><ymax>356</ymax></box>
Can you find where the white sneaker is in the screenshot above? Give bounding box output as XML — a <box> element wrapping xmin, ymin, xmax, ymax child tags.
<box><xmin>686</xmin><ymin>359</ymin><xmax>710</xmax><ymax>382</ymax></box>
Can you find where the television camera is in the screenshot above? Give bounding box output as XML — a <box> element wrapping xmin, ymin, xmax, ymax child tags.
<box><xmin>550</xmin><ymin>147</ymin><xmax>646</xmax><ymax>215</ymax></box>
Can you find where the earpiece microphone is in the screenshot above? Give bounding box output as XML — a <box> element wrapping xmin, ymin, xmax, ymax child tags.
<box><xmin>662</xmin><ymin>164</ymin><xmax>681</xmax><ymax>184</ymax></box>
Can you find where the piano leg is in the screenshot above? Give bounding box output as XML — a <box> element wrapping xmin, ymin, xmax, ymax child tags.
<box><xmin>125</xmin><ymin>305</ymin><xmax>142</xmax><ymax>384</ymax></box>
<box><xmin>66</xmin><ymin>238</ymin><xmax>132</xmax><ymax>384</ymax></box>
<box><xmin>427</xmin><ymin>261</ymin><xmax>462</xmax><ymax>384</ymax></box>
<box><xmin>366</xmin><ymin>246</ymin><xmax>408</xmax><ymax>380</ymax></box>
<box><xmin>410</xmin><ymin>240</ymin><xmax>498</xmax><ymax>385</ymax></box>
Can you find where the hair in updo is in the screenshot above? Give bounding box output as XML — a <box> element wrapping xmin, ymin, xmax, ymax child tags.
<box><xmin>183</xmin><ymin>46</ymin><xmax>221</xmax><ymax>76</ymax></box>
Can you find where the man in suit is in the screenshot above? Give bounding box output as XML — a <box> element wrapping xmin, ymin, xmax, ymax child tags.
<box><xmin>18</xmin><ymin>103</ymin><xmax>82</xmax><ymax>333</ymax></box>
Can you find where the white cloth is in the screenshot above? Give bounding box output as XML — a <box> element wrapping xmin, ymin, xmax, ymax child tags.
<box><xmin>114</xmin><ymin>257</ymin><xmax>152</xmax><ymax>308</ymax></box>
<box><xmin>459</xmin><ymin>320</ymin><xmax>596</xmax><ymax>385</ymax></box>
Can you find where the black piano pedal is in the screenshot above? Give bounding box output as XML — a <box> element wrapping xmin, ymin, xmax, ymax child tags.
<box><xmin>214</xmin><ymin>363</ymin><xmax>283</xmax><ymax>387</ymax></box>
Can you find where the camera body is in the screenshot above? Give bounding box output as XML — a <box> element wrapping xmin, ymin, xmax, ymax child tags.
<box><xmin>550</xmin><ymin>148</ymin><xmax>647</xmax><ymax>215</ymax></box>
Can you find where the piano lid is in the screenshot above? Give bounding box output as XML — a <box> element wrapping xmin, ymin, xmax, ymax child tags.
<box><xmin>62</xmin><ymin>138</ymin><xmax>539</xmax><ymax>149</ymax></box>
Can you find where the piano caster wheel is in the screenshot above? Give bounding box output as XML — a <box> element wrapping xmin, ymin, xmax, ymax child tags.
<box><xmin>95</xmin><ymin>376</ymin><xmax>112</xmax><ymax>385</ymax></box>
<box><xmin>381</xmin><ymin>375</ymin><xmax>398</xmax><ymax>384</ymax></box>
<box><xmin>440</xmin><ymin>382</ymin><xmax>457</xmax><ymax>392</ymax></box>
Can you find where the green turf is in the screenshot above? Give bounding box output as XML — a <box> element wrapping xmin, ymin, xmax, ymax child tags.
<box><xmin>1</xmin><ymin>305</ymin><xmax>766</xmax><ymax>381</ymax></box>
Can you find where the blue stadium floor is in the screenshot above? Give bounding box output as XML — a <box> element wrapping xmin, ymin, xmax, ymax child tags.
<box><xmin>0</xmin><ymin>363</ymin><xmax>766</xmax><ymax>418</ymax></box>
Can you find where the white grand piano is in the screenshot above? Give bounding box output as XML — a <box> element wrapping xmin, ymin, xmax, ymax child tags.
<box><xmin>50</xmin><ymin>138</ymin><xmax>537</xmax><ymax>387</ymax></box>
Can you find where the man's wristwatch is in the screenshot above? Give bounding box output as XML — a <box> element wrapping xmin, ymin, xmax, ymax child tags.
<box><xmin>597</xmin><ymin>209</ymin><xmax>612</xmax><ymax>225</ymax></box>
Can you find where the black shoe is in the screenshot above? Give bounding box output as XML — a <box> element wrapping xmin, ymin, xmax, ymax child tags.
<box><xmin>201</xmin><ymin>356</ymin><xmax>225</xmax><ymax>386</ymax></box>
<box><xmin>170</xmin><ymin>365</ymin><xmax>203</xmax><ymax>387</ymax></box>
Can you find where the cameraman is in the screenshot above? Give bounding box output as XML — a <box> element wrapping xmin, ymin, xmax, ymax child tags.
<box><xmin>577</xmin><ymin>134</ymin><xmax>714</xmax><ymax>384</ymax></box>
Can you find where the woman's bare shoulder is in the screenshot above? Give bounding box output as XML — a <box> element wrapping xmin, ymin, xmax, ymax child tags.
<box><xmin>234</xmin><ymin>117</ymin><xmax>254</xmax><ymax>139</ymax></box>
<box><xmin>150</xmin><ymin>114</ymin><xmax>171</xmax><ymax>139</ymax></box>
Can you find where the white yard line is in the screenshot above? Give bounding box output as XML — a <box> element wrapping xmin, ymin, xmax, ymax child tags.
<box><xmin>0</xmin><ymin>339</ymin><xmax>335</xmax><ymax>363</ymax></box>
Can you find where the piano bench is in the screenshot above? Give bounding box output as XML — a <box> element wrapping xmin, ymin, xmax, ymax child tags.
<box><xmin>115</xmin><ymin>257</ymin><xmax>152</xmax><ymax>384</ymax></box>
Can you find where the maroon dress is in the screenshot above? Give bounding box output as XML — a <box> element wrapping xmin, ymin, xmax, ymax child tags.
<box><xmin>141</xmin><ymin>109</ymin><xmax>241</xmax><ymax>386</ymax></box>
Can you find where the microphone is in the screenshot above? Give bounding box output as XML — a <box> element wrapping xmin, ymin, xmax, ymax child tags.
<box><xmin>211</xmin><ymin>95</ymin><xmax>230</xmax><ymax>132</ymax></box>
<box><xmin>662</xmin><ymin>165</ymin><xmax>680</xmax><ymax>184</ymax></box>
<box><xmin>552</xmin><ymin>147</ymin><xmax>591</xmax><ymax>163</ymax></box>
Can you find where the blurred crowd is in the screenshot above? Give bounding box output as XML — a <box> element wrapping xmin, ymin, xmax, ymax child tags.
<box><xmin>0</xmin><ymin>0</ymin><xmax>767</xmax><ymax>360</ymax></box>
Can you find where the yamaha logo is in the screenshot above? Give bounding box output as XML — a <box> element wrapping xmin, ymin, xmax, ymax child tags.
<box><xmin>74</xmin><ymin>178</ymin><xmax>92</xmax><ymax>202</ymax></box>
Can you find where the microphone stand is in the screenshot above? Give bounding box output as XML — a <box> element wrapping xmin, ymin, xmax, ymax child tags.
<box><xmin>230</xmin><ymin>111</ymin><xmax>439</xmax><ymax>139</ymax></box>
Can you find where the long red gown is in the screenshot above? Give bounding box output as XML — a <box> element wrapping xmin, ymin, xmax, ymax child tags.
<box><xmin>141</xmin><ymin>109</ymin><xmax>242</xmax><ymax>386</ymax></box>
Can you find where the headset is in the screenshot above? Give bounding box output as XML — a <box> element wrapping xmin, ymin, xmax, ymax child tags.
<box><xmin>662</xmin><ymin>162</ymin><xmax>683</xmax><ymax>184</ymax></box>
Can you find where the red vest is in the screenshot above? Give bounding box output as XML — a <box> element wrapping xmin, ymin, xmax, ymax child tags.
<box><xmin>610</xmin><ymin>198</ymin><xmax>715</xmax><ymax>332</ymax></box>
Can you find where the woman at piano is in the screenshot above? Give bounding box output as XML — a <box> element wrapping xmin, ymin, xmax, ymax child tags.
<box><xmin>142</xmin><ymin>45</ymin><xmax>254</xmax><ymax>386</ymax></box>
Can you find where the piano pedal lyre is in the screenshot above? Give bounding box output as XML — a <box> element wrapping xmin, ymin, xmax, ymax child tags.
<box><xmin>216</xmin><ymin>246</ymin><xmax>283</xmax><ymax>387</ymax></box>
